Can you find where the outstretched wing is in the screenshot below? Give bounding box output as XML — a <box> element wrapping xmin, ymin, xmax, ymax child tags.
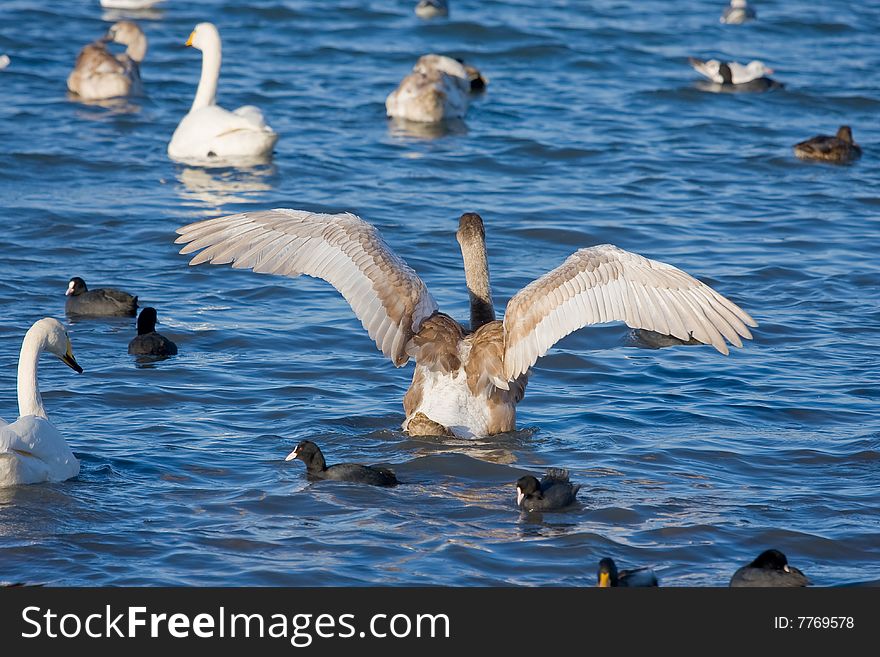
<box><xmin>502</xmin><ymin>244</ymin><xmax>757</xmax><ymax>381</ymax></box>
<box><xmin>175</xmin><ymin>209</ymin><xmax>438</xmax><ymax>366</ymax></box>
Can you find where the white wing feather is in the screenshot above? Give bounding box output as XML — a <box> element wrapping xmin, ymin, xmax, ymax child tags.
<box><xmin>502</xmin><ymin>244</ymin><xmax>757</xmax><ymax>380</ymax></box>
<box><xmin>175</xmin><ymin>209</ymin><xmax>439</xmax><ymax>366</ymax></box>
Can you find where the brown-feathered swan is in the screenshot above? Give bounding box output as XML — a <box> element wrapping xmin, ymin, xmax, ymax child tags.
<box><xmin>175</xmin><ymin>211</ymin><xmax>756</xmax><ymax>438</ymax></box>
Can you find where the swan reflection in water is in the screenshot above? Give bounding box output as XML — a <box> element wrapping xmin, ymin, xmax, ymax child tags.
<box><xmin>175</xmin><ymin>165</ymin><xmax>276</xmax><ymax>207</ymax></box>
<box><xmin>387</xmin><ymin>116</ymin><xmax>468</xmax><ymax>141</ymax></box>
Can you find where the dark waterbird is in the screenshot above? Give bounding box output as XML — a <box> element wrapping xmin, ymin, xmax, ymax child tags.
<box><xmin>65</xmin><ymin>276</ymin><xmax>137</xmax><ymax>316</ymax></box>
<box><xmin>515</xmin><ymin>469</ymin><xmax>580</xmax><ymax>512</ymax></box>
<box><xmin>128</xmin><ymin>307</ymin><xmax>178</xmax><ymax>356</ymax></box>
<box><xmin>729</xmin><ymin>549</ymin><xmax>810</xmax><ymax>587</ymax></box>
<box><xmin>597</xmin><ymin>557</ymin><xmax>659</xmax><ymax>587</ymax></box>
<box><xmin>285</xmin><ymin>440</ymin><xmax>398</xmax><ymax>487</ymax></box>
<box><xmin>794</xmin><ymin>126</ymin><xmax>862</xmax><ymax>164</ymax></box>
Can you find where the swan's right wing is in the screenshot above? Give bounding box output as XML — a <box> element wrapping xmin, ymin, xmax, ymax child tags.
<box><xmin>175</xmin><ymin>209</ymin><xmax>438</xmax><ymax>366</ymax></box>
<box><xmin>502</xmin><ymin>244</ymin><xmax>757</xmax><ymax>381</ymax></box>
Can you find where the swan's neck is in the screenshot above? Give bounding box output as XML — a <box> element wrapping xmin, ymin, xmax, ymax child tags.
<box><xmin>191</xmin><ymin>39</ymin><xmax>221</xmax><ymax>111</ymax></box>
<box><xmin>17</xmin><ymin>333</ymin><xmax>46</xmax><ymax>419</ymax></box>
<box><xmin>457</xmin><ymin>214</ymin><xmax>495</xmax><ymax>331</ymax></box>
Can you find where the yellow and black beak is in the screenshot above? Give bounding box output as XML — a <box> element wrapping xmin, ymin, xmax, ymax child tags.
<box><xmin>598</xmin><ymin>572</ymin><xmax>611</xmax><ymax>588</ymax></box>
<box><xmin>185</xmin><ymin>30</ymin><xmax>196</xmax><ymax>47</ymax></box>
<box><xmin>61</xmin><ymin>341</ymin><xmax>83</xmax><ymax>374</ymax></box>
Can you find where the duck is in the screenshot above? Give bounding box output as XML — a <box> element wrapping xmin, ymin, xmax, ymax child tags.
<box><xmin>415</xmin><ymin>0</ymin><xmax>449</xmax><ymax>19</ymax></box>
<box><xmin>67</xmin><ymin>21</ymin><xmax>147</xmax><ymax>100</ymax></box>
<box><xmin>175</xmin><ymin>209</ymin><xmax>757</xmax><ymax>438</ymax></box>
<box><xmin>794</xmin><ymin>126</ymin><xmax>862</xmax><ymax>164</ymax></box>
<box><xmin>0</xmin><ymin>319</ymin><xmax>83</xmax><ymax>487</ymax></box>
<box><xmin>689</xmin><ymin>57</ymin><xmax>772</xmax><ymax>84</ymax></box>
<box><xmin>515</xmin><ymin>469</ymin><xmax>580</xmax><ymax>512</ymax></box>
<box><xmin>386</xmin><ymin>54</ymin><xmax>486</xmax><ymax>123</ymax></box>
<box><xmin>285</xmin><ymin>440</ymin><xmax>398</xmax><ymax>487</ymax></box>
<box><xmin>65</xmin><ymin>277</ymin><xmax>138</xmax><ymax>317</ymax></box>
<box><xmin>128</xmin><ymin>307</ymin><xmax>178</xmax><ymax>356</ymax></box>
<box><xmin>597</xmin><ymin>557</ymin><xmax>659</xmax><ymax>587</ymax></box>
<box><xmin>730</xmin><ymin>549</ymin><xmax>810</xmax><ymax>587</ymax></box>
<box><xmin>720</xmin><ymin>0</ymin><xmax>756</xmax><ymax>24</ymax></box>
<box><xmin>167</xmin><ymin>23</ymin><xmax>279</xmax><ymax>165</ymax></box>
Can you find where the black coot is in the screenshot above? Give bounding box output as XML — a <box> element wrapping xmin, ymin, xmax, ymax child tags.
<box><xmin>729</xmin><ymin>549</ymin><xmax>810</xmax><ymax>587</ymax></box>
<box><xmin>65</xmin><ymin>276</ymin><xmax>137</xmax><ymax>316</ymax></box>
<box><xmin>285</xmin><ymin>440</ymin><xmax>398</xmax><ymax>487</ymax></box>
<box><xmin>515</xmin><ymin>469</ymin><xmax>580</xmax><ymax>511</ymax></box>
<box><xmin>128</xmin><ymin>307</ymin><xmax>178</xmax><ymax>356</ymax></box>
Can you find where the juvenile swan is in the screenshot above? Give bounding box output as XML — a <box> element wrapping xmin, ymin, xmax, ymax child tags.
<box><xmin>175</xmin><ymin>210</ymin><xmax>756</xmax><ymax>438</ymax></box>
<box><xmin>386</xmin><ymin>54</ymin><xmax>486</xmax><ymax>123</ymax></box>
<box><xmin>0</xmin><ymin>319</ymin><xmax>83</xmax><ymax>487</ymax></box>
<box><xmin>67</xmin><ymin>21</ymin><xmax>147</xmax><ymax>100</ymax></box>
<box><xmin>167</xmin><ymin>23</ymin><xmax>278</xmax><ymax>164</ymax></box>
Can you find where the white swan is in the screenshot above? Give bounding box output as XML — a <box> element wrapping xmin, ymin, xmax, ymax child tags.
<box><xmin>689</xmin><ymin>57</ymin><xmax>773</xmax><ymax>85</ymax></box>
<box><xmin>386</xmin><ymin>54</ymin><xmax>486</xmax><ymax>123</ymax></box>
<box><xmin>176</xmin><ymin>210</ymin><xmax>757</xmax><ymax>439</ymax></box>
<box><xmin>67</xmin><ymin>21</ymin><xmax>147</xmax><ymax>100</ymax></box>
<box><xmin>167</xmin><ymin>22</ymin><xmax>279</xmax><ymax>165</ymax></box>
<box><xmin>720</xmin><ymin>0</ymin><xmax>756</xmax><ymax>24</ymax></box>
<box><xmin>415</xmin><ymin>0</ymin><xmax>449</xmax><ymax>19</ymax></box>
<box><xmin>0</xmin><ymin>319</ymin><xmax>83</xmax><ymax>487</ymax></box>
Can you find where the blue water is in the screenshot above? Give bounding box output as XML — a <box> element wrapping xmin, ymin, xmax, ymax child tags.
<box><xmin>0</xmin><ymin>0</ymin><xmax>878</xmax><ymax>587</ymax></box>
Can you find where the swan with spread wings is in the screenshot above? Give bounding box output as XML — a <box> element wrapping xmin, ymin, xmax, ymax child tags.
<box><xmin>175</xmin><ymin>211</ymin><xmax>756</xmax><ymax>438</ymax></box>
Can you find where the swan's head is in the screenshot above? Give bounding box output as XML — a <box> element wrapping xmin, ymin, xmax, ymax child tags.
<box><xmin>456</xmin><ymin>212</ymin><xmax>485</xmax><ymax>245</ymax></box>
<box><xmin>66</xmin><ymin>277</ymin><xmax>87</xmax><ymax>297</ymax></box>
<box><xmin>28</xmin><ymin>318</ymin><xmax>83</xmax><ymax>374</ymax></box>
<box><xmin>415</xmin><ymin>0</ymin><xmax>449</xmax><ymax>19</ymax></box>
<box><xmin>185</xmin><ymin>22</ymin><xmax>220</xmax><ymax>52</ymax></box>
<box><xmin>597</xmin><ymin>558</ymin><xmax>619</xmax><ymax>587</ymax></box>
<box><xmin>106</xmin><ymin>21</ymin><xmax>147</xmax><ymax>62</ymax></box>
<box><xmin>747</xmin><ymin>60</ymin><xmax>773</xmax><ymax>77</ymax></box>
<box><xmin>515</xmin><ymin>475</ymin><xmax>540</xmax><ymax>507</ymax></box>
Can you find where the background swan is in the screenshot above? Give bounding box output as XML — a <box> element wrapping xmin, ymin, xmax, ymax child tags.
<box><xmin>415</xmin><ymin>0</ymin><xmax>449</xmax><ymax>19</ymax></box>
<box><xmin>0</xmin><ymin>319</ymin><xmax>83</xmax><ymax>487</ymax></box>
<box><xmin>67</xmin><ymin>21</ymin><xmax>147</xmax><ymax>100</ymax></box>
<box><xmin>176</xmin><ymin>210</ymin><xmax>756</xmax><ymax>438</ymax></box>
<box><xmin>386</xmin><ymin>54</ymin><xmax>486</xmax><ymax>123</ymax></box>
<box><xmin>167</xmin><ymin>22</ymin><xmax>279</xmax><ymax>165</ymax></box>
<box><xmin>720</xmin><ymin>0</ymin><xmax>756</xmax><ymax>24</ymax></box>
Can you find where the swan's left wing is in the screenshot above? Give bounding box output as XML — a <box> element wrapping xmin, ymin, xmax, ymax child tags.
<box><xmin>502</xmin><ymin>244</ymin><xmax>757</xmax><ymax>381</ymax></box>
<box><xmin>175</xmin><ymin>209</ymin><xmax>438</xmax><ymax>366</ymax></box>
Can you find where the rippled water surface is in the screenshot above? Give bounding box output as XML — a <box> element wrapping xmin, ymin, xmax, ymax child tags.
<box><xmin>0</xmin><ymin>0</ymin><xmax>878</xmax><ymax>587</ymax></box>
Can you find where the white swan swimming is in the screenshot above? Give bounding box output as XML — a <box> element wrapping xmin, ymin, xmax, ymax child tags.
<box><xmin>0</xmin><ymin>319</ymin><xmax>83</xmax><ymax>487</ymax></box>
<box><xmin>167</xmin><ymin>22</ymin><xmax>279</xmax><ymax>165</ymax></box>
<box><xmin>386</xmin><ymin>54</ymin><xmax>486</xmax><ymax>123</ymax></box>
<box><xmin>415</xmin><ymin>0</ymin><xmax>449</xmax><ymax>19</ymax></box>
<box><xmin>176</xmin><ymin>210</ymin><xmax>757</xmax><ymax>439</ymax></box>
<box><xmin>67</xmin><ymin>21</ymin><xmax>147</xmax><ymax>100</ymax></box>
<box><xmin>720</xmin><ymin>0</ymin><xmax>756</xmax><ymax>24</ymax></box>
